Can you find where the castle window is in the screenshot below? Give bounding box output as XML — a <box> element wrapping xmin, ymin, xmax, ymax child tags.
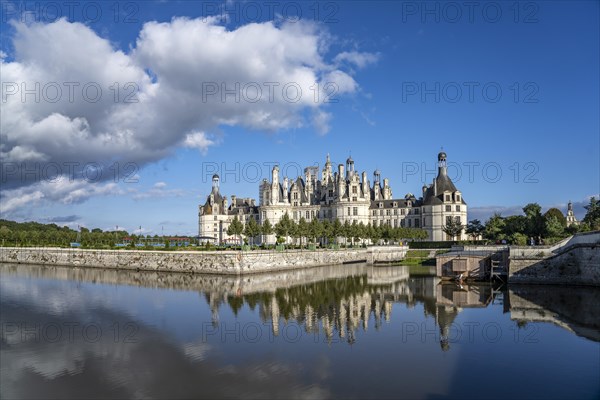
<box><xmin>394</xmin><ymin>209</ymin><xmax>398</xmax><ymax>215</ymax></box>
<box><xmin>408</xmin><ymin>219</ymin><xmax>412</xmax><ymax>227</ymax></box>
<box><xmin>446</xmin><ymin>205</ymin><xmax>451</xmax><ymax>212</ymax></box>
<box><xmin>456</xmin><ymin>195</ymin><xmax>461</xmax><ymax>202</ymax></box>
<box><xmin>379</xmin><ymin>202</ymin><xmax>383</xmax><ymax>208</ymax></box>
<box><xmin>328</xmin><ymin>209</ymin><xmax>332</xmax><ymax>218</ymax></box>
<box><xmin>393</xmin><ymin>202</ymin><xmax>397</xmax><ymax>207</ymax></box>
<box><xmin>347</xmin><ymin>207</ymin><xmax>351</xmax><ymax>216</ymax></box>
<box><xmin>455</xmin><ymin>216</ymin><xmax>461</xmax><ymax>224</ymax></box>
<box><xmin>446</xmin><ymin>216</ymin><xmax>453</xmax><ymax>225</ymax></box>
<box><xmin>401</xmin><ymin>209</ymin><xmax>405</xmax><ymax>215</ymax></box>
<box><xmin>352</xmin><ymin>186</ymin><xmax>357</xmax><ymax>194</ymax></box>
<box><xmin>394</xmin><ymin>219</ymin><xmax>398</xmax><ymax>227</ymax></box>
<box><xmin>262</xmin><ymin>211</ymin><xmax>266</xmax><ymax>219</ymax></box>
<box><xmin>294</xmin><ymin>202</ymin><xmax>298</xmax><ymax>207</ymax></box>
<box><xmin>293</xmin><ymin>211</ymin><xmax>297</xmax><ymax>219</ymax></box>
<box><xmin>373</xmin><ymin>210</ymin><xmax>377</xmax><ymax>216</ymax></box>
<box><xmin>214</xmin><ymin>216</ymin><xmax>217</xmax><ymax>220</ymax></box>
<box><xmin>328</xmin><ymin>190</ymin><xmax>333</xmax><ymax>197</ymax></box>
<box><xmin>293</xmin><ymin>192</ymin><xmax>298</xmax><ymax>199</ymax></box>
<box><xmin>306</xmin><ymin>211</ymin><xmax>310</xmax><ymax>219</ymax></box>
<box><xmin>352</xmin><ymin>197</ymin><xmax>357</xmax><ymax>202</ymax></box>
<box><xmin>401</xmin><ymin>219</ymin><xmax>405</xmax><ymax>227</ymax></box>
<box><xmin>445</xmin><ymin>195</ymin><xmax>451</xmax><ymax>202</ymax></box>
<box><xmin>386</xmin><ymin>209</ymin><xmax>391</xmax><ymax>216</ymax></box>
<box><xmin>415</xmin><ymin>219</ymin><xmax>420</xmax><ymax>228</ymax></box>
<box><xmin>353</xmin><ymin>207</ymin><xmax>358</xmax><ymax>216</ymax></box>
<box><xmin>456</xmin><ymin>205</ymin><xmax>460</xmax><ymax>212</ymax></box>
<box><xmin>380</xmin><ymin>209</ymin><xmax>384</xmax><ymax>216</ymax></box>
<box><xmin>414</xmin><ymin>209</ymin><xmax>419</xmax><ymax>215</ymax></box>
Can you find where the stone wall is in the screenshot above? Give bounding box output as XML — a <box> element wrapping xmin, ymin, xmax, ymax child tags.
<box><xmin>509</xmin><ymin>242</ymin><xmax>600</xmax><ymax>286</ymax></box>
<box><xmin>0</xmin><ymin>246</ymin><xmax>408</xmax><ymax>275</ymax></box>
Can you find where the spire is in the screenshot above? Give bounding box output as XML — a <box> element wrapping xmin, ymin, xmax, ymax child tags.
<box><xmin>437</xmin><ymin>150</ymin><xmax>447</xmax><ymax>177</ymax></box>
<box><xmin>212</xmin><ymin>174</ymin><xmax>220</xmax><ymax>192</ymax></box>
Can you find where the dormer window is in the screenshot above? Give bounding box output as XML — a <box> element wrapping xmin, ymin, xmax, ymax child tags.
<box><xmin>379</xmin><ymin>202</ymin><xmax>383</xmax><ymax>208</ymax></box>
<box><xmin>456</xmin><ymin>195</ymin><xmax>461</xmax><ymax>202</ymax></box>
<box><xmin>393</xmin><ymin>202</ymin><xmax>397</xmax><ymax>207</ymax></box>
<box><xmin>445</xmin><ymin>194</ymin><xmax>451</xmax><ymax>202</ymax></box>
<box><xmin>407</xmin><ymin>201</ymin><xmax>411</xmax><ymax>207</ymax></box>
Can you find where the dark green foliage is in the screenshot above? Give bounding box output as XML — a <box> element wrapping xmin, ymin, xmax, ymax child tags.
<box><xmin>582</xmin><ymin>197</ymin><xmax>600</xmax><ymax>230</ymax></box>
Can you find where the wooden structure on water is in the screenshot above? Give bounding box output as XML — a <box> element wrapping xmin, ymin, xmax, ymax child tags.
<box><xmin>436</xmin><ymin>249</ymin><xmax>508</xmax><ymax>282</ymax></box>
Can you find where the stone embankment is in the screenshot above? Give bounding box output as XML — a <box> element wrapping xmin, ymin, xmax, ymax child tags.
<box><xmin>0</xmin><ymin>246</ymin><xmax>408</xmax><ymax>275</ymax></box>
<box><xmin>508</xmin><ymin>231</ymin><xmax>600</xmax><ymax>286</ymax></box>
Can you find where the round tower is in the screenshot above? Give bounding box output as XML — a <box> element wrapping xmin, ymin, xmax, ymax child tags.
<box><xmin>438</xmin><ymin>151</ymin><xmax>447</xmax><ymax>176</ymax></box>
<box><xmin>212</xmin><ymin>174</ymin><xmax>220</xmax><ymax>192</ymax></box>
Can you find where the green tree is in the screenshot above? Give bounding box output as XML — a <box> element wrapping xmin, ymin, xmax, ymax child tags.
<box><xmin>288</xmin><ymin>219</ymin><xmax>299</xmax><ymax>246</ymax></box>
<box><xmin>380</xmin><ymin>222</ymin><xmax>392</xmax><ymax>244</ymax></box>
<box><xmin>484</xmin><ymin>213</ymin><xmax>505</xmax><ymax>241</ymax></box>
<box><xmin>308</xmin><ymin>218</ymin><xmax>322</xmax><ymax>245</ymax></box>
<box><xmin>297</xmin><ymin>217</ymin><xmax>309</xmax><ymax>247</ymax></box>
<box><xmin>243</xmin><ymin>217</ymin><xmax>260</xmax><ymax>246</ymax></box>
<box><xmin>465</xmin><ymin>219</ymin><xmax>485</xmax><ymax>240</ymax></box>
<box><xmin>356</xmin><ymin>222</ymin><xmax>366</xmax><ymax>245</ymax></box>
<box><xmin>442</xmin><ymin>217</ymin><xmax>463</xmax><ymax>241</ymax></box>
<box><xmin>544</xmin><ymin>208</ymin><xmax>567</xmax><ymax>227</ymax></box>
<box><xmin>274</xmin><ymin>213</ymin><xmax>291</xmax><ymax>244</ymax></box>
<box><xmin>0</xmin><ymin>226</ymin><xmax>12</xmax><ymax>246</ymax></box>
<box><xmin>227</xmin><ymin>216</ymin><xmax>244</xmax><ymax>247</ymax></box>
<box><xmin>503</xmin><ymin>215</ymin><xmax>527</xmax><ymax>236</ymax></box>
<box><xmin>369</xmin><ymin>224</ymin><xmax>382</xmax><ymax>245</ymax></box>
<box><xmin>509</xmin><ymin>232</ymin><xmax>528</xmax><ymax>245</ymax></box>
<box><xmin>332</xmin><ymin>219</ymin><xmax>342</xmax><ymax>245</ymax></box>
<box><xmin>321</xmin><ymin>220</ymin><xmax>333</xmax><ymax>245</ymax></box>
<box><xmin>261</xmin><ymin>218</ymin><xmax>273</xmax><ymax>245</ymax></box>
<box><xmin>342</xmin><ymin>220</ymin><xmax>352</xmax><ymax>246</ymax></box>
<box><xmin>415</xmin><ymin>228</ymin><xmax>428</xmax><ymax>240</ymax></box>
<box><xmin>523</xmin><ymin>203</ymin><xmax>545</xmax><ymax>238</ymax></box>
<box><xmin>545</xmin><ymin>215</ymin><xmax>564</xmax><ymax>238</ymax></box>
<box><xmin>582</xmin><ymin>197</ymin><xmax>600</xmax><ymax>230</ymax></box>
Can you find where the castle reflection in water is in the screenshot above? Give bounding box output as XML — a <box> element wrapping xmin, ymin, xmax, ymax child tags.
<box><xmin>2</xmin><ymin>263</ymin><xmax>599</xmax><ymax>347</ymax></box>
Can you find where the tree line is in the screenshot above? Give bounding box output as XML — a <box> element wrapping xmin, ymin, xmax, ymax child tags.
<box><xmin>462</xmin><ymin>198</ymin><xmax>600</xmax><ymax>245</ymax></box>
<box><xmin>0</xmin><ymin>220</ymin><xmax>187</xmax><ymax>248</ymax></box>
<box><xmin>227</xmin><ymin>213</ymin><xmax>428</xmax><ymax>247</ymax></box>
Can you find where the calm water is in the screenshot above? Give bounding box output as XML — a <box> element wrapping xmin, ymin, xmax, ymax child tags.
<box><xmin>1</xmin><ymin>263</ymin><xmax>599</xmax><ymax>399</ymax></box>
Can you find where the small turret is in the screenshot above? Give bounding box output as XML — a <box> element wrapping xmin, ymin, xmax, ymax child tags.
<box><xmin>212</xmin><ymin>174</ymin><xmax>220</xmax><ymax>192</ymax></box>
<box><xmin>438</xmin><ymin>151</ymin><xmax>447</xmax><ymax>176</ymax></box>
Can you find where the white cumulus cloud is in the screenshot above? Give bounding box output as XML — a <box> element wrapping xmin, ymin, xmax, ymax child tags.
<box><xmin>0</xmin><ymin>16</ymin><xmax>378</xmax><ymax>216</ymax></box>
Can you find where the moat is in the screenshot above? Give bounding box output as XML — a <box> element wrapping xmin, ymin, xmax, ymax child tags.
<box><xmin>1</xmin><ymin>263</ymin><xmax>598</xmax><ymax>399</ymax></box>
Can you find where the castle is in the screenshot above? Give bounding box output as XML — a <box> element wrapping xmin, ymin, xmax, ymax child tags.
<box><xmin>198</xmin><ymin>152</ymin><xmax>468</xmax><ymax>243</ymax></box>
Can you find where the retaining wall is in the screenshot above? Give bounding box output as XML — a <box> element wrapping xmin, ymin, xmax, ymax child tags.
<box><xmin>0</xmin><ymin>246</ymin><xmax>408</xmax><ymax>275</ymax></box>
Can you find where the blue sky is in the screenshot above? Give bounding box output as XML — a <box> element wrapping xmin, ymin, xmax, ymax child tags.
<box><xmin>0</xmin><ymin>1</ymin><xmax>598</xmax><ymax>235</ymax></box>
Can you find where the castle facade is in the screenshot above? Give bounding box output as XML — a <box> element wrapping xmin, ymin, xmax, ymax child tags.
<box><xmin>198</xmin><ymin>152</ymin><xmax>467</xmax><ymax>243</ymax></box>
